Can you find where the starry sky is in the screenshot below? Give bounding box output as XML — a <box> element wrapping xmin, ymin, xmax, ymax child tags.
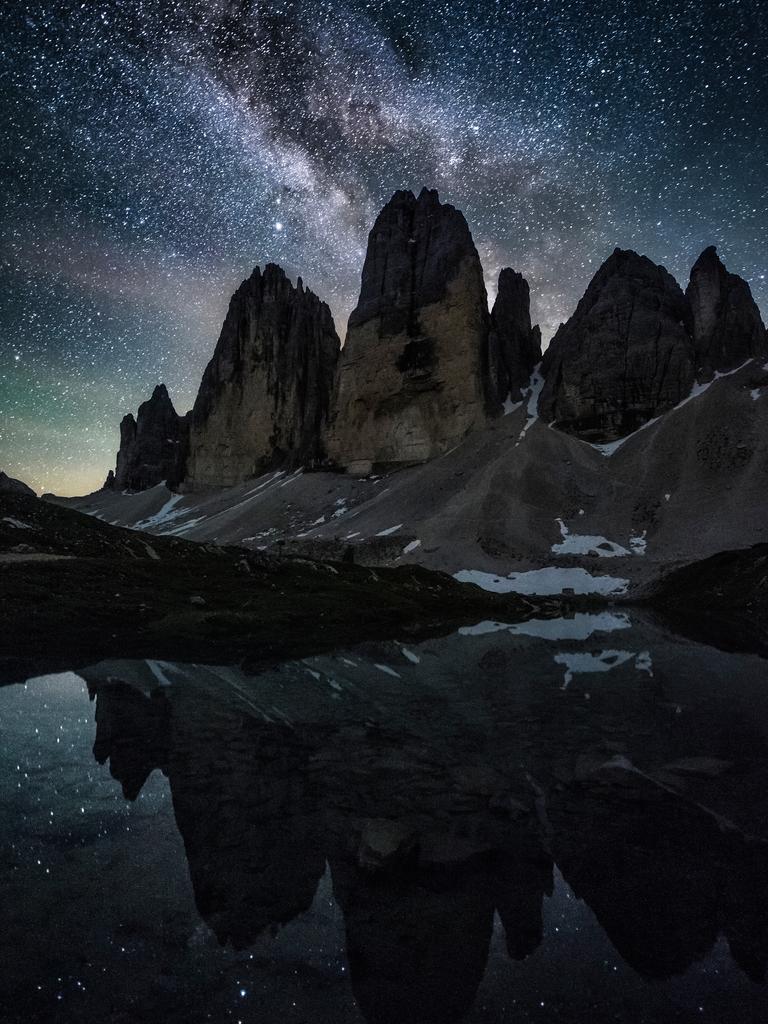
<box><xmin>1</xmin><ymin>0</ymin><xmax>766</xmax><ymax>495</ymax></box>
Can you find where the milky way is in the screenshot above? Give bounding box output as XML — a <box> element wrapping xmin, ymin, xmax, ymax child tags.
<box><xmin>1</xmin><ymin>0</ymin><xmax>766</xmax><ymax>493</ymax></box>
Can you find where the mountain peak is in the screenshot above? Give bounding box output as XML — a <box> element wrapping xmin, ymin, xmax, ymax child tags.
<box><xmin>686</xmin><ymin>247</ymin><xmax>766</xmax><ymax>378</ymax></box>
<box><xmin>183</xmin><ymin>264</ymin><xmax>340</xmax><ymax>488</ymax></box>
<box><xmin>488</xmin><ymin>267</ymin><xmax>541</xmax><ymax>405</ymax></box>
<box><xmin>327</xmin><ymin>189</ymin><xmax>491</xmax><ymax>472</ymax></box>
<box><xmin>539</xmin><ymin>249</ymin><xmax>694</xmax><ymax>441</ymax></box>
<box><xmin>109</xmin><ymin>386</ymin><xmax>187</xmax><ymax>492</ymax></box>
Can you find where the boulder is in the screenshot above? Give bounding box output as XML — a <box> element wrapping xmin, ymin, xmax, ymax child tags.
<box><xmin>327</xmin><ymin>188</ymin><xmax>493</xmax><ymax>474</ymax></box>
<box><xmin>539</xmin><ymin>249</ymin><xmax>695</xmax><ymax>441</ymax></box>
<box><xmin>184</xmin><ymin>264</ymin><xmax>340</xmax><ymax>489</ymax></box>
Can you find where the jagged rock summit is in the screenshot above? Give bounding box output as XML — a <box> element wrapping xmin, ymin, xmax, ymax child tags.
<box><xmin>686</xmin><ymin>246</ymin><xmax>767</xmax><ymax>380</ymax></box>
<box><xmin>327</xmin><ymin>188</ymin><xmax>494</xmax><ymax>474</ymax></box>
<box><xmin>488</xmin><ymin>267</ymin><xmax>542</xmax><ymax>406</ymax></box>
<box><xmin>538</xmin><ymin>249</ymin><xmax>696</xmax><ymax>442</ymax></box>
<box><xmin>183</xmin><ymin>263</ymin><xmax>340</xmax><ymax>489</ymax></box>
<box><xmin>106</xmin><ymin>384</ymin><xmax>188</xmax><ymax>492</ymax></box>
<box><xmin>538</xmin><ymin>246</ymin><xmax>767</xmax><ymax>443</ymax></box>
<box><xmin>99</xmin><ymin>191</ymin><xmax>767</xmax><ymax>494</ymax></box>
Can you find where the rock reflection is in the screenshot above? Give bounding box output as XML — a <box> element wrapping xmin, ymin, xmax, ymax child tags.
<box><xmin>81</xmin><ymin>623</ymin><xmax>768</xmax><ymax>1022</ymax></box>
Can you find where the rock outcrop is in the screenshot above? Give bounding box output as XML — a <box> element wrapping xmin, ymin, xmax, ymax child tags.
<box><xmin>686</xmin><ymin>246</ymin><xmax>767</xmax><ymax>379</ymax></box>
<box><xmin>488</xmin><ymin>268</ymin><xmax>542</xmax><ymax>405</ymax></box>
<box><xmin>327</xmin><ymin>188</ymin><xmax>493</xmax><ymax>474</ymax></box>
<box><xmin>0</xmin><ymin>472</ymin><xmax>36</xmax><ymax>498</ymax></box>
<box><xmin>539</xmin><ymin>249</ymin><xmax>695</xmax><ymax>442</ymax></box>
<box><xmin>183</xmin><ymin>264</ymin><xmax>340</xmax><ymax>489</ymax></box>
<box><xmin>107</xmin><ymin>384</ymin><xmax>188</xmax><ymax>492</ymax></box>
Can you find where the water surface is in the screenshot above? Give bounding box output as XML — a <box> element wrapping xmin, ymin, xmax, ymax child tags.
<box><xmin>2</xmin><ymin>613</ymin><xmax>768</xmax><ymax>1023</ymax></box>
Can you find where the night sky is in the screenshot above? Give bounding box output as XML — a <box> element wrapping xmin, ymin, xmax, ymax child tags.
<box><xmin>1</xmin><ymin>0</ymin><xmax>766</xmax><ymax>495</ymax></box>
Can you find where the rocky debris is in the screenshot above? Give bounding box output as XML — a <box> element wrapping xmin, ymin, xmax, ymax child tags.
<box><xmin>275</xmin><ymin>533</ymin><xmax>414</xmax><ymax>566</ymax></box>
<box><xmin>488</xmin><ymin>268</ymin><xmax>542</xmax><ymax>405</ymax></box>
<box><xmin>0</xmin><ymin>472</ymin><xmax>36</xmax><ymax>498</ymax></box>
<box><xmin>661</xmin><ymin>757</ymin><xmax>734</xmax><ymax>778</ymax></box>
<box><xmin>107</xmin><ymin>385</ymin><xmax>188</xmax><ymax>492</ymax></box>
<box><xmin>3</xmin><ymin>491</ymin><xmax>544</xmax><ymax>680</ymax></box>
<box><xmin>539</xmin><ymin>249</ymin><xmax>695</xmax><ymax>442</ymax></box>
<box><xmin>686</xmin><ymin>246</ymin><xmax>767</xmax><ymax>379</ymax></box>
<box><xmin>184</xmin><ymin>263</ymin><xmax>340</xmax><ymax>489</ymax></box>
<box><xmin>327</xmin><ymin>188</ymin><xmax>493</xmax><ymax>474</ymax></box>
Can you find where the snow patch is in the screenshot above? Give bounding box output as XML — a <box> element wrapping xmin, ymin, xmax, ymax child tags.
<box><xmin>635</xmin><ymin>650</ymin><xmax>653</xmax><ymax>675</ymax></box>
<box><xmin>551</xmin><ymin>518</ymin><xmax>647</xmax><ymax>558</ymax></box>
<box><xmin>162</xmin><ymin>516</ymin><xmax>206</xmax><ymax>536</ymax></box>
<box><xmin>145</xmin><ymin>660</ymin><xmax>175</xmax><ymax>688</ymax></box>
<box><xmin>555</xmin><ymin>648</ymin><xmax>653</xmax><ymax>688</ymax></box>
<box><xmin>279</xmin><ymin>469</ymin><xmax>303</xmax><ymax>487</ymax></box>
<box><xmin>629</xmin><ymin>531</ymin><xmax>647</xmax><ymax>555</ymax></box>
<box><xmin>134</xmin><ymin>494</ymin><xmax>185</xmax><ymax>530</ymax></box>
<box><xmin>502</xmin><ymin>393</ymin><xmax>522</xmax><ymax>415</ymax></box>
<box><xmin>402</xmin><ymin>538</ymin><xmax>421</xmax><ymax>554</ymax></box>
<box><xmin>454</xmin><ymin>566</ymin><xmax>629</xmax><ymax>596</ymax></box>
<box><xmin>399</xmin><ymin>646</ymin><xmax>421</xmax><ymax>664</ymax></box>
<box><xmin>376</xmin><ymin>523</ymin><xmax>403</xmax><ymax>537</ymax></box>
<box><xmin>2</xmin><ymin>517</ymin><xmax>33</xmax><ymax>529</ymax></box>
<box><xmin>552</xmin><ymin>517</ymin><xmax>630</xmax><ymax>558</ymax></box>
<box><xmin>516</xmin><ymin>364</ymin><xmax>544</xmax><ymax>443</ymax></box>
<box><xmin>374</xmin><ymin>663</ymin><xmax>401</xmax><ymax>678</ymax></box>
<box><xmin>459</xmin><ymin>611</ymin><xmax>631</xmax><ymax>641</ymax></box>
<box><xmin>751</xmin><ymin>388</ymin><xmax>764</xmax><ymax>401</ymax></box>
<box><xmin>554</xmin><ymin>649</ymin><xmax>634</xmax><ymax>688</ymax></box>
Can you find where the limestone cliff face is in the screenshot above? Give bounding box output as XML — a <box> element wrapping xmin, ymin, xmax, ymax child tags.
<box><xmin>488</xmin><ymin>268</ymin><xmax>542</xmax><ymax>404</ymax></box>
<box><xmin>538</xmin><ymin>249</ymin><xmax>695</xmax><ymax>442</ymax></box>
<box><xmin>686</xmin><ymin>246</ymin><xmax>767</xmax><ymax>379</ymax></box>
<box><xmin>108</xmin><ymin>384</ymin><xmax>188</xmax><ymax>492</ymax></box>
<box><xmin>326</xmin><ymin>188</ymin><xmax>492</xmax><ymax>474</ymax></box>
<box><xmin>183</xmin><ymin>264</ymin><xmax>340</xmax><ymax>489</ymax></box>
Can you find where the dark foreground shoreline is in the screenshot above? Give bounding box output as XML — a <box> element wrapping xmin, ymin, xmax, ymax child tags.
<box><xmin>0</xmin><ymin>494</ymin><xmax>562</xmax><ymax>683</ymax></box>
<box><xmin>2</xmin><ymin>493</ymin><xmax>766</xmax><ymax>684</ymax></box>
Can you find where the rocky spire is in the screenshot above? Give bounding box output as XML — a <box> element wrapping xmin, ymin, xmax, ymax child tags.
<box><xmin>488</xmin><ymin>268</ymin><xmax>542</xmax><ymax>405</ymax></box>
<box><xmin>109</xmin><ymin>384</ymin><xmax>188</xmax><ymax>492</ymax></box>
<box><xmin>686</xmin><ymin>246</ymin><xmax>767</xmax><ymax>379</ymax></box>
<box><xmin>539</xmin><ymin>249</ymin><xmax>695</xmax><ymax>442</ymax></box>
<box><xmin>183</xmin><ymin>264</ymin><xmax>340</xmax><ymax>489</ymax></box>
<box><xmin>327</xmin><ymin>188</ymin><xmax>493</xmax><ymax>474</ymax></box>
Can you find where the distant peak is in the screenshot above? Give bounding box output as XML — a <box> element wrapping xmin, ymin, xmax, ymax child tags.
<box><xmin>691</xmin><ymin>245</ymin><xmax>721</xmax><ymax>270</ymax></box>
<box><xmin>383</xmin><ymin>187</ymin><xmax>441</xmax><ymax>209</ymax></box>
<box><xmin>263</xmin><ymin>262</ymin><xmax>288</xmax><ymax>279</ymax></box>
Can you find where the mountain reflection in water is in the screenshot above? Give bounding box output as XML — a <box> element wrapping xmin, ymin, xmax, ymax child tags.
<box><xmin>2</xmin><ymin>613</ymin><xmax>768</xmax><ymax>1024</ymax></box>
